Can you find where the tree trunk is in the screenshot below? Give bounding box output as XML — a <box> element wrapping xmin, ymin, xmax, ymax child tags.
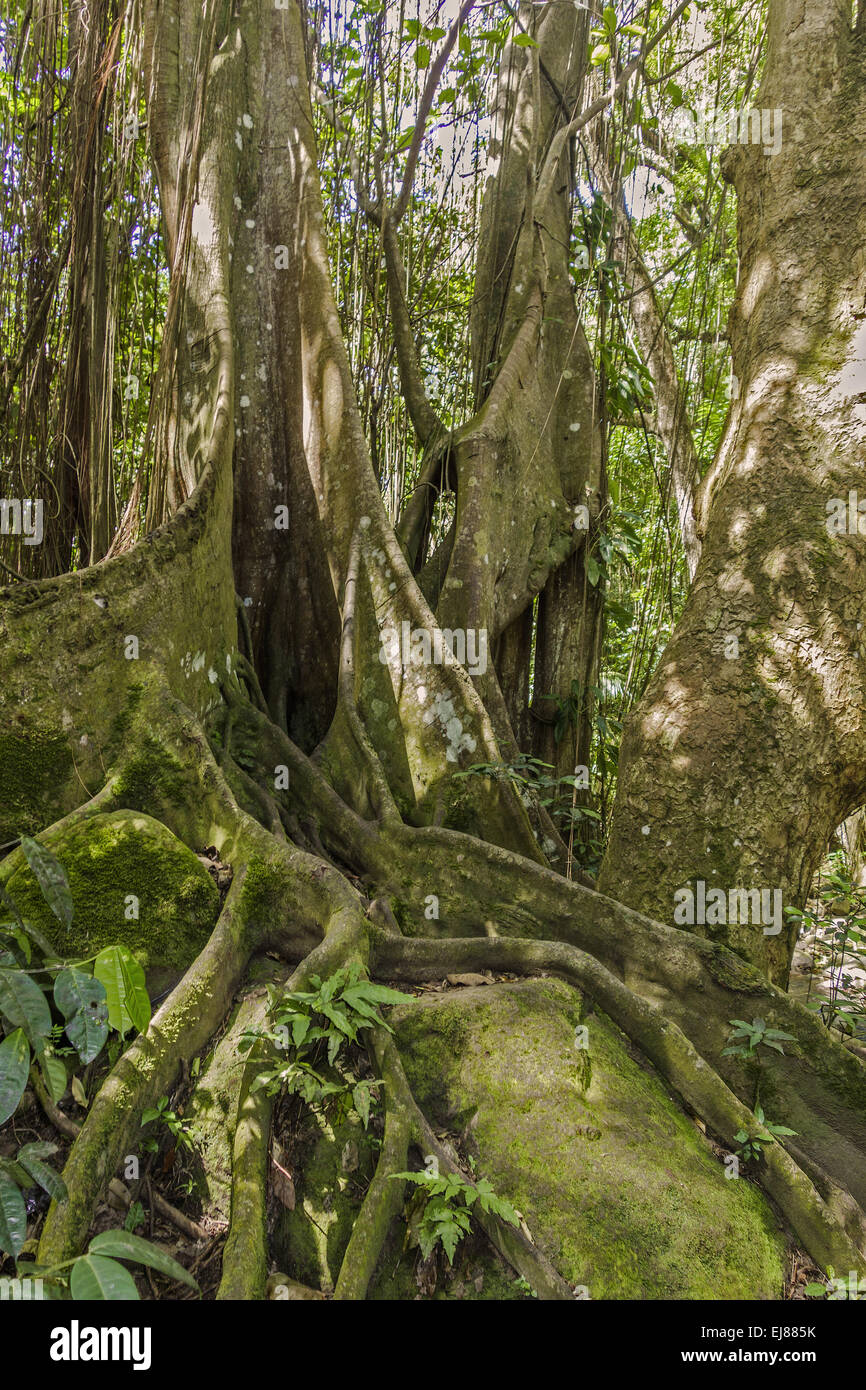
<box><xmin>0</xmin><ymin>0</ymin><xmax>864</xmax><ymax>1300</ymax></box>
<box><xmin>600</xmin><ymin>0</ymin><xmax>866</xmax><ymax>987</ymax></box>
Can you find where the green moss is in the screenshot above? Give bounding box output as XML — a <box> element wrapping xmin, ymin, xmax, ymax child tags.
<box><xmin>0</xmin><ymin>727</ymin><xmax>74</xmax><ymax>843</ymax></box>
<box><xmin>392</xmin><ymin>979</ymin><xmax>788</xmax><ymax>1299</ymax></box>
<box><xmin>273</xmin><ymin>1108</ymin><xmax>378</xmax><ymax>1294</ymax></box>
<box><xmin>702</xmin><ymin>943</ymin><xmax>767</xmax><ymax>995</ymax></box>
<box><xmin>4</xmin><ymin>809</ymin><xmax>219</xmax><ymax>974</ymax></box>
<box><xmin>112</xmin><ymin>735</ymin><xmax>191</xmax><ymax>814</ymax></box>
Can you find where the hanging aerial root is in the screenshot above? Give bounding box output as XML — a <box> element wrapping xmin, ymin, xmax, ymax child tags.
<box><xmin>371</xmin><ymin>931</ymin><xmax>866</xmax><ymax>1277</ymax></box>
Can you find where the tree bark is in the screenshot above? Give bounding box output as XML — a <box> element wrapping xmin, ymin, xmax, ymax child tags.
<box><xmin>600</xmin><ymin>0</ymin><xmax>866</xmax><ymax>986</ymax></box>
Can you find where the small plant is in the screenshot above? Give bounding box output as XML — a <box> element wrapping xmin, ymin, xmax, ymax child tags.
<box><xmin>390</xmin><ymin>1167</ymin><xmax>519</xmax><ymax>1265</ymax></box>
<box><xmin>803</xmin><ymin>1266</ymin><xmax>865</xmax><ymax>1300</ymax></box>
<box><xmin>0</xmin><ymin>1142</ymin><xmax>67</xmax><ymax>1258</ymax></box>
<box><xmin>723</xmin><ymin>1017</ymin><xmax>797</xmax><ymax>1109</ymax></box>
<box><xmin>140</xmin><ymin>1095</ymin><xmax>193</xmax><ymax>1153</ymax></box>
<box><xmin>723</xmin><ymin>1017</ymin><xmax>796</xmax><ymax>1058</ymax></box>
<box><xmin>786</xmin><ymin>861</ymin><xmax>866</xmax><ymax>1035</ymax></box>
<box><xmin>733</xmin><ymin>1105</ymin><xmax>797</xmax><ymax>1165</ymax></box>
<box><xmin>0</xmin><ymin>834</ymin><xmax>151</xmax><ymax>1132</ymax></box>
<box><xmin>242</xmin><ymin>963</ymin><xmax>412</xmax><ymax>1126</ymax></box>
<box><xmin>513</xmin><ymin>1274</ymin><xmax>537</xmax><ymax>1298</ymax></box>
<box><xmin>123</xmin><ymin>1200</ymin><xmax>146</xmax><ymax>1234</ymax></box>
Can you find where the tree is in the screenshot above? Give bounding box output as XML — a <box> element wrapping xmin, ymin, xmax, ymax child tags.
<box><xmin>0</xmin><ymin>0</ymin><xmax>864</xmax><ymax>1300</ymax></box>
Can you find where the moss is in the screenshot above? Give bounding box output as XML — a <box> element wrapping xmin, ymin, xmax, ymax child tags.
<box><xmin>273</xmin><ymin>1107</ymin><xmax>378</xmax><ymax>1294</ymax></box>
<box><xmin>4</xmin><ymin>809</ymin><xmax>219</xmax><ymax>975</ymax></box>
<box><xmin>702</xmin><ymin>943</ymin><xmax>767</xmax><ymax>995</ymax></box>
<box><xmin>0</xmin><ymin>726</ymin><xmax>74</xmax><ymax>843</ymax></box>
<box><xmin>392</xmin><ymin>979</ymin><xmax>788</xmax><ymax>1299</ymax></box>
<box><xmin>112</xmin><ymin>734</ymin><xmax>192</xmax><ymax>814</ymax></box>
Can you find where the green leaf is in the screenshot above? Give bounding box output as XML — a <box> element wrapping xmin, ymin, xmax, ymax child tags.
<box><xmin>0</xmin><ymin>1171</ymin><xmax>27</xmax><ymax>1258</ymax></box>
<box><xmin>602</xmin><ymin>6</ymin><xmax>617</xmax><ymax>34</ymax></box>
<box><xmin>19</xmin><ymin>835</ymin><xmax>74</xmax><ymax>930</ymax></box>
<box><xmin>54</xmin><ymin>967</ymin><xmax>109</xmax><ymax>1063</ymax></box>
<box><xmin>590</xmin><ymin>42</ymin><xmax>610</xmax><ymax>64</ymax></box>
<box><xmin>437</xmin><ymin>1219</ymin><xmax>461</xmax><ymax>1264</ymax></box>
<box><xmin>94</xmin><ymin>946</ymin><xmax>150</xmax><ymax>1036</ymax></box>
<box><xmin>0</xmin><ymin>966</ymin><xmax>52</xmax><ymax>1040</ymax></box>
<box><xmin>18</xmin><ymin>1151</ymin><xmax>67</xmax><ymax>1203</ymax></box>
<box><xmin>54</xmin><ymin>966</ymin><xmax>104</xmax><ymax>1019</ymax></box>
<box><xmin>513</xmin><ymin>32</ymin><xmax>538</xmax><ymax>48</ymax></box>
<box><xmin>0</xmin><ymin>1027</ymin><xmax>30</xmax><ymax>1125</ymax></box>
<box><xmin>88</xmin><ymin>1230</ymin><xmax>199</xmax><ymax>1290</ymax></box>
<box><xmin>291</xmin><ymin>1011</ymin><xmax>311</xmax><ymax>1045</ymax></box>
<box><xmin>0</xmin><ymin>1156</ymin><xmax>32</xmax><ymax>1187</ymax></box>
<box><xmin>70</xmin><ymin>1254</ymin><xmax>140</xmax><ymax>1300</ymax></box>
<box><xmin>66</xmin><ymin>1000</ymin><xmax>109</xmax><ymax>1065</ymax></box>
<box><xmin>586</xmin><ymin>556</ymin><xmax>601</xmax><ymax>586</ymax></box>
<box><xmin>319</xmin><ymin>1001</ymin><xmax>353</xmax><ymax>1037</ymax></box>
<box><xmin>414</xmin><ymin>42</ymin><xmax>430</xmax><ymax>67</ymax></box>
<box><xmin>39</xmin><ymin>1050</ymin><xmax>68</xmax><ymax>1104</ymax></box>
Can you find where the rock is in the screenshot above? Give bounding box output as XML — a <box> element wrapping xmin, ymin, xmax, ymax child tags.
<box><xmin>3</xmin><ymin>809</ymin><xmax>220</xmax><ymax>977</ymax></box>
<box><xmin>390</xmin><ymin>979</ymin><xmax>788</xmax><ymax>1299</ymax></box>
<box><xmin>446</xmin><ymin>972</ymin><xmax>491</xmax><ymax>987</ymax></box>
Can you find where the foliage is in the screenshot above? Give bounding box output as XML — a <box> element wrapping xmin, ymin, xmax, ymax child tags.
<box><xmin>242</xmin><ymin>964</ymin><xmax>412</xmax><ymax>1127</ymax></box>
<box><xmin>0</xmin><ymin>835</ymin><xmax>150</xmax><ymax>1127</ymax></box>
<box><xmin>391</xmin><ymin>1167</ymin><xmax>519</xmax><ymax>1265</ymax></box>
<box><xmin>733</xmin><ymin>1105</ymin><xmax>797</xmax><ymax>1165</ymax></box>
<box><xmin>785</xmin><ymin>861</ymin><xmax>866</xmax><ymax>1035</ymax></box>
<box><xmin>140</xmin><ymin>1096</ymin><xmax>193</xmax><ymax>1155</ymax></box>
<box><xmin>19</xmin><ymin>1229</ymin><xmax>198</xmax><ymax>1301</ymax></box>
<box><xmin>0</xmin><ymin>832</ymin><xmax>153</xmax><ymax>1266</ymax></box>
<box><xmin>722</xmin><ymin>1018</ymin><xmax>796</xmax><ymax>1059</ymax></box>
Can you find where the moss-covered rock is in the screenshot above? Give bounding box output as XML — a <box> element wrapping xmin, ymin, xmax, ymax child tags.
<box><xmin>392</xmin><ymin>978</ymin><xmax>788</xmax><ymax>1300</ymax></box>
<box><xmin>3</xmin><ymin>809</ymin><xmax>219</xmax><ymax>975</ymax></box>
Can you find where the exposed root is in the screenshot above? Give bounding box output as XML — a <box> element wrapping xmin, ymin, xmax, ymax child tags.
<box><xmin>33</xmin><ymin>1071</ymin><xmax>209</xmax><ymax>1242</ymax></box>
<box><xmin>38</xmin><ymin>867</ymin><xmax>259</xmax><ymax>1261</ymax></box>
<box><xmin>357</xmin><ymin>823</ymin><xmax>866</xmax><ymax>1220</ymax></box>
<box><xmin>217</xmin><ymin>1030</ymin><xmax>273</xmax><ymax>1299</ymax></box>
<box><xmin>333</xmin><ymin>1031</ymin><xmax>412</xmax><ymax>1300</ymax></box>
